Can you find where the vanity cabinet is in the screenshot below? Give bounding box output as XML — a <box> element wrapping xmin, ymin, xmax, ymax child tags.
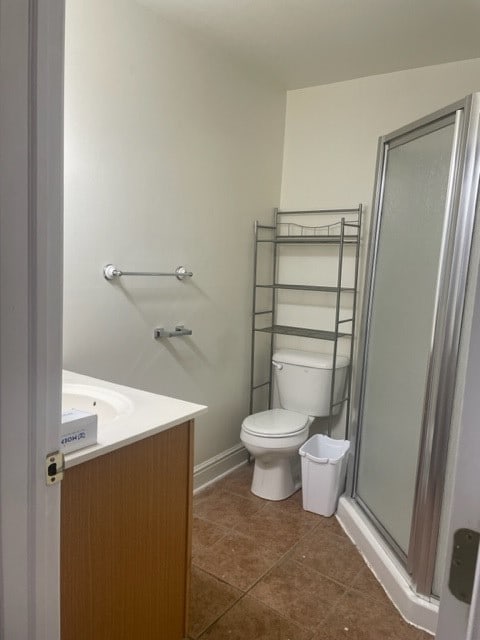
<box><xmin>61</xmin><ymin>420</ymin><xmax>194</xmax><ymax>640</ymax></box>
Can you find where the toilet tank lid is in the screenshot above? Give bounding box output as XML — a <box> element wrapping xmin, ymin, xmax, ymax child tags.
<box><xmin>272</xmin><ymin>349</ymin><xmax>349</xmax><ymax>370</ymax></box>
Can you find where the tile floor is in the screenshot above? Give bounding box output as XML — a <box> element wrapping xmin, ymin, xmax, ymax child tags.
<box><xmin>188</xmin><ymin>463</ymin><xmax>434</xmax><ymax>640</ymax></box>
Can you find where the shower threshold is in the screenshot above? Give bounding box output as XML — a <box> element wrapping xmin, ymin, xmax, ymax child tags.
<box><xmin>336</xmin><ymin>496</ymin><xmax>438</xmax><ymax>636</ymax></box>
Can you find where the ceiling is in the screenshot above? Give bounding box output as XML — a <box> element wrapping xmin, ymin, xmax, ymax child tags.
<box><xmin>139</xmin><ymin>0</ymin><xmax>480</xmax><ymax>89</ymax></box>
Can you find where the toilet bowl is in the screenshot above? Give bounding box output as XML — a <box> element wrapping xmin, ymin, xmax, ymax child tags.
<box><xmin>241</xmin><ymin>408</ymin><xmax>313</xmax><ymax>500</ymax></box>
<box><xmin>241</xmin><ymin>349</ymin><xmax>349</xmax><ymax>501</ymax></box>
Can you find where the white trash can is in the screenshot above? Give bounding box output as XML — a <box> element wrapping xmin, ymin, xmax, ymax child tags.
<box><xmin>299</xmin><ymin>434</ymin><xmax>350</xmax><ymax>517</ymax></box>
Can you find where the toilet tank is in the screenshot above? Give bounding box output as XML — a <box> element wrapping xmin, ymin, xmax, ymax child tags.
<box><xmin>272</xmin><ymin>349</ymin><xmax>349</xmax><ymax>417</ymax></box>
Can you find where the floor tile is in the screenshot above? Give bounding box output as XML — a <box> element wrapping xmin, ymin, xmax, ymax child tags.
<box><xmin>191</xmin><ymin>516</ymin><xmax>228</xmax><ymax>556</ymax></box>
<box><xmin>193</xmin><ymin>485</ymin><xmax>264</xmax><ymax>529</ymax></box>
<box><xmin>250</xmin><ymin>558</ymin><xmax>345</xmax><ymax>630</ymax></box>
<box><xmin>188</xmin><ymin>566</ymin><xmax>242</xmax><ymax>639</ymax></box>
<box><xmin>350</xmin><ymin>565</ymin><xmax>390</xmax><ymax>604</ymax></box>
<box><xmin>263</xmin><ymin>489</ymin><xmax>324</xmax><ymax>526</ymax></box>
<box><xmin>215</xmin><ymin>463</ymin><xmax>257</xmax><ymax>500</ymax></box>
<box><xmin>190</xmin><ymin>467</ymin><xmax>421</xmax><ymax>640</ymax></box>
<box><xmin>198</xmin><ymin>595</ymin><xmax>313</xmax><ymax>640</ymax></box>
<box><xmin>311</xmin><ymin>590</ymin><xmax>421</xmax><ymax>640</ymax></box>
<box><xmin>316</xmin><ymin>513</ymin><xmax>348</xmax><ymax>538</ymax></box>
<box><xmin>193</xmin><ymin>530</ymin><xmax>283</xmax><ymax>591</ymax></box>
<box><xmin>270</xmin><ymin>492</ymin><xmax>348</xmax><ymax>539</ymax></box>
<box><xmin>293</xmin><ymin>527</ymin><xmax>365</xmax><ymax>587</ymax></box>
<box><xmin>233</xmin><ymin>500</ymin><xmax>317</xmax><ymax>554</ymax></box>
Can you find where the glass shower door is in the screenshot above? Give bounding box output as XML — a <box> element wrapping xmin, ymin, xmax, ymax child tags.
<box><xmin>354</xmin><ymin>117</ymin><xmax>457</xmax><ymax>558</ymax></box>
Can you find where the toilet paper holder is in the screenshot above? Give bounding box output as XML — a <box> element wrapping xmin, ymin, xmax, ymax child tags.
<box><xmin>154</xmin><ymin>325</ymin><xmax>192</xmax><ymax>339</ymax></box>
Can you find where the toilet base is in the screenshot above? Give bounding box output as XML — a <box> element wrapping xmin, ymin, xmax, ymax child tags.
<box><xmin>240</xmin><ymin>415</ymin><xmax>310</xmax><ymax>502</ymax></box>
<box><xmin>251</xmin><ymin>457</ymin><xmax>301</xmax><ymax>501</ymax></box>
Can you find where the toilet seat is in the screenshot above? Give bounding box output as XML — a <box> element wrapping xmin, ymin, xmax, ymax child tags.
<box><xmin>242</xmin><ymin>408</ymin><xmax>309</xmax><ymax>438</ymax></box>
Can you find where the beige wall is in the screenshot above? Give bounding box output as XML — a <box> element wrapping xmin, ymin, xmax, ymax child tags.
<box><xmin>280</xmin><ymin>59</ymin><xmax>480</xmax><ymax>587</ymax></box>
<box><xmin>279</xmin><ymin>59</ymin><xmax>480</xmax><ymax>438</ymax></box>
<box><xmin>281</xmin><ymin>58</ymin><xmax>480</xmax><ymax>213</ymax></box>
<box><xmin>63</xmin><ymin>0</ymin><xmax>286</xmax><ymax>467</ymax></box>
<box><xmin>64</xmin><ymin>4</ymin><xmax>480</xmax><ymax>472</ymax></box>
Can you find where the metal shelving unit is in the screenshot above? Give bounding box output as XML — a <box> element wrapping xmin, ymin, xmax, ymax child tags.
<box><xmin>249</xmin><ymin>205</ymin><xmax>362</xmax><ymax>438</ymax></box>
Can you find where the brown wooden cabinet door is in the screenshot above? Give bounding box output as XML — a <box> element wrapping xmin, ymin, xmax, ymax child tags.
<box><xmin>61</xmin><ymin>421</ymin><xmax>193</xmax><ymax>640</ymax></box>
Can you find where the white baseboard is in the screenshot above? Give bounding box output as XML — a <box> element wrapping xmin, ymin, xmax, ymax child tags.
<box><xmin>337</xmin><ymin>496</ymin><xmax>438</xmax><ymax>636</ymax></box>
<box><xmin>193</xmin><ymin>443</ymin><xmax>249</xmax><ymax>493</ymax></box>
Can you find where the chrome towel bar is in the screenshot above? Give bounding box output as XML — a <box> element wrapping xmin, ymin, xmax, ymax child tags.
<box><xmin>103</xmin><ymin>264</ymin><xmax>193</xmax><ymax>281</ymax></box>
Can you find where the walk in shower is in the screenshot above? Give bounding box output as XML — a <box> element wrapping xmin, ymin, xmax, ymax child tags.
<box><xmin>338</xmin><ymin>93</ymin><xmax>480</xmax><ymax>631</ymax></box>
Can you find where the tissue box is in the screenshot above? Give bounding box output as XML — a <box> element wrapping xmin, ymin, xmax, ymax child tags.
<box><xmin>61</xmin><ymin>409</ymin><xmax>98</xmax><ymax>453</ymax></box>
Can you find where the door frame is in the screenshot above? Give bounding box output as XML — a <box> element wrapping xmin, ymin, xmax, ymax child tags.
<box><xmin>436</xmin><ymin>98</ymin><xmax>480</xmax><ymax>640</ymax></box>
<box><xmin>0</xmin><ymin>1</ymin><xmax>64</xmax><ymax>639</ymax></box>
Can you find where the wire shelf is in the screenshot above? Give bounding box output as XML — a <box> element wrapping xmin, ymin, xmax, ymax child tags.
<box><xmin>277</xmin><ymin>220</ymin><xmax>358</xmax><ymax>240</ymax></box>
<box><xmin>255</xmin><ymin>283</ymin><xmax>355</xmax><ymax>293</ymax></box>
<box><xmin>250</xmin><ymin>204</ymin><xmax>362</xmax><ymax>439</ymax></box>
<box><xmin>255</xmin><ymin>324</ymin><xmax>351</xmax><ymax>341</ymax></box>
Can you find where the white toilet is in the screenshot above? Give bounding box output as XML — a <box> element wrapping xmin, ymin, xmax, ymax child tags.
<box><xmin>241</xmin><ymin>348</ymin><xmax>349</xmax><ymax>501</ymax></box>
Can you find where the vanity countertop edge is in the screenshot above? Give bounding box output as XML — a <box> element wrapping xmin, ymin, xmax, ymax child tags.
<box><xmin>63</xmin><ymin>369</ymin><xmax>207</xmax><ymax>469</ymax></box>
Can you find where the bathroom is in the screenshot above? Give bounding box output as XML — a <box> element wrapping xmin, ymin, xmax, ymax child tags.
<box><xmin>63</xmin><ymin>1</ymin><xmax>480</xmax><ymax>479</ymax></box>
<box><xmin>2</xmin><ymin>0</ymin><xmax>480</xmax><ymax>639</ymax></box>
<box><xmin>63</xmin><ymin>0</ymin><xmax>480</xmax><ymax>637</ymax></box>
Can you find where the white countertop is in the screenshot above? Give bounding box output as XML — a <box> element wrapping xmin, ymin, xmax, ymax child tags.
<box><xmin>63</xmin><ymin>370</ymin><xmax>207</xmax><ymax>468</ymax></box>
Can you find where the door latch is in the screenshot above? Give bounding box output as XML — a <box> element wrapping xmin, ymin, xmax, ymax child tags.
<box><xmin>449</xmin><ymin>528</ymin><xmax>480</xmax><ymax>604</ymax></box>
<box><xmin>45</xmin><ymin>451</ymin><xmax>64</xmax><ymax>485</ymax></box>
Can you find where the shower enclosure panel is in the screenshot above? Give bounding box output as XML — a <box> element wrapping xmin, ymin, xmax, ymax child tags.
<box><xmin>355</xmin><ymin>120</ymin><xmax>456</xmax><ymax>557</ymax></box>
<box><xmin>351</xmin><ymin>94</ymin><xmax>480</xmax><ymax>597</ymax></box>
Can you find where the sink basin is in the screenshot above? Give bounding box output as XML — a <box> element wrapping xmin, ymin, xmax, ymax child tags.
<box><xmin>62</xmin><ymin>383</ymin><xmax>134</xmax><ymax>427</ymax></box>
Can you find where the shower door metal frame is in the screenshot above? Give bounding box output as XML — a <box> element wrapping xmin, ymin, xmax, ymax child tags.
<box><xmin>349</xmin><ymin>94</ymin><xmax>480</xmax><ymax>596</ymax></box>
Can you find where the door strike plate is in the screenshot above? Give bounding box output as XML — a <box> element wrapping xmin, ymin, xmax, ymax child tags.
<box><xmin>45</xmin><ymin>451</ymin><xmax>64</xmax><ymax>485</ymax></box>
<box><xmin>448</xmin><ymin>528</ymin><xmax>480</xmax><ymax>604</ymax></box>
